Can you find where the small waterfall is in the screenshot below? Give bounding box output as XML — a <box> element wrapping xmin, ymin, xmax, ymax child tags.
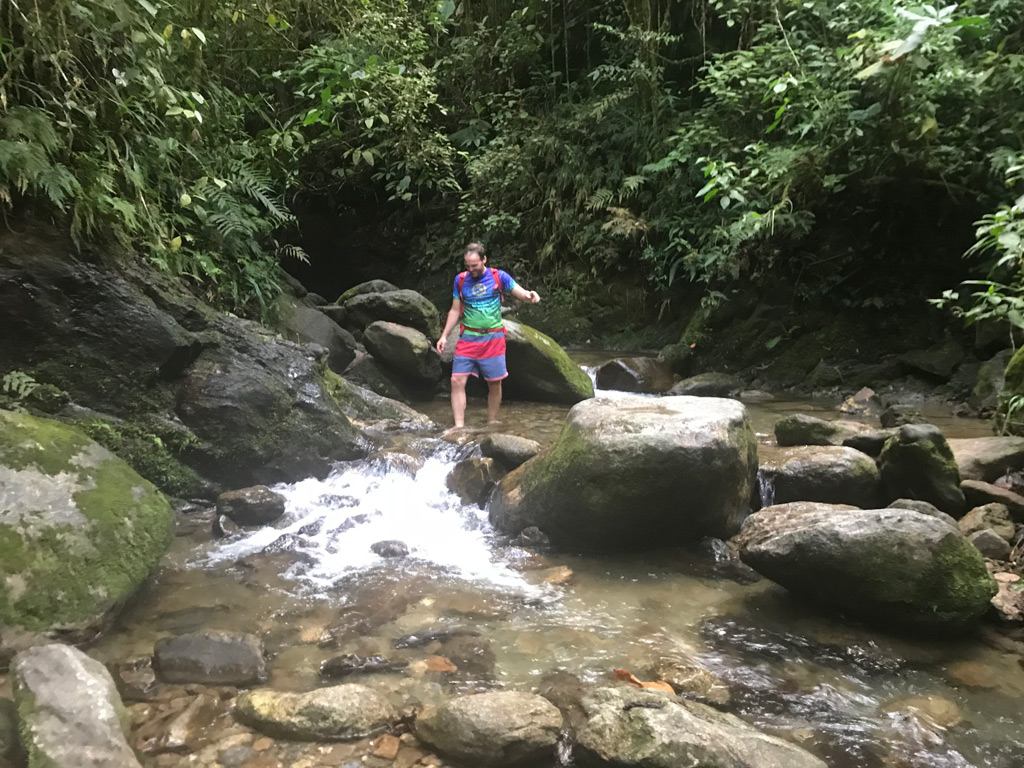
<box><xmin>582</xmin><ymin>364</ymin><xmax>599</xmax><ymax>390</ymax></box>
<box><xmin>757</xmin><ymin>470</ymin><xmax>775</xmax><ymax>508</ymax></box>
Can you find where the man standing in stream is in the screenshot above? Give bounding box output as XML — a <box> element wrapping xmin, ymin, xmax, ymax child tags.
<box><xmin>436</xmin><ymin>243</ymin><xmax>541</xmax><ymax>428</ymax></box>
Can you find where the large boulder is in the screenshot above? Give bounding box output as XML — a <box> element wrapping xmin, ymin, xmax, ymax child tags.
<box><xmin>12</xmin><ymin>643</ymin><xmax>142</xmax><ymax>768</ymax></box>
<box><xmin>337</xmin><ymin>279</ymin><xmax>398</xmax><ymax>304</ymax></box>
<box><xmin>341</xmin><ymin>352</ymin><xmax>408</xmax><ymax>402</ymax></box>
<box><xmin>416</xmin><ymin>692</ymin><xmax>562</xmax><ymax>767</ymax></box>
<box><xmin>489</xmin><ymin>396</ymin><xmax>757</xmax><ymax>550</ymax></box>
<box><xmin>878</xmin><ymin>425</ymin><xmax>966</xmax><ymax>515</ymax></box>
<box><xmin>216</xmin><ymin>485</ymin><xmax>286</xmax><ymax>526</ymax></box>
<box><xmin>323</xmin><ymin>372</ymin><xmax>433</xmax><ymax>432</ymax></box>
<box><xmin>362</xmin><ymin>321</ymin><xmax>442</xmax><ymax>390</ymax></box>
<box><xmin>758</xmin><ymin>446</ymin><xmax>882</xmax><ymax>508</ymax></box>
<box><xmin>503</xmin><ymin>320</ymin><xmax>594</xmax><ymax>404</ymax></box>
<box><xmin>898</xmin><ymin>339</ymin><xmax>965</xmax><ymax>380</ymax></box>
<box><xmin>234</xmin><ymin>684</ymin><xmax>397</xmax><ymax>741</ymax></box>
<box><xmin>0</xmin><ymin>412</ymin><xmax>173</xmax><ymax>664</ymax></box>
<box><xmin>666</xmin><ymin>372</ymin><xmax>744</xmax><ymax>398</ymax></box>
<box><xmin>343</xmin><ymin>289</ymin><xmax>440</xmax><ymax>339</ymax></box>
<box><xmin>276</xmin><ymin>297</ymin><xmax>360</xmax><ymax>373</ymax></box>
<box><xmin>574</xmin><ymin>686</ymin><xmax>825</xmax><ymax>768</ymax></box>
<box><xmin>479</xmin><ymin>433</ymin><xmax>542</xmax><ymax>470</ymax></box>
<box><xmin>773</xmin><ymin>414</ymin><xmax>879</xmax><ymax>448</ymax></box>
<box><xmin>737</xmin><ymin>506</ymin><xmax>997</xmax><ymax>632</ymax></box>
<box><xmin>595</xmin><ymin>357</ymin><xmax>674</xmax><ymax>393</ymax></box>
<box><xmin>947</xmin><ymin>436</ymin><xmax>1024</xmax><ymax>483</ymax></box>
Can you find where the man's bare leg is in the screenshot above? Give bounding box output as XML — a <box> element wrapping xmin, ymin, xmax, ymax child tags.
<box><xmin>487</xmin><ymin>379</ymin><xmax>503</xmax><ymax>424</ymax></box>
<box><xmin>450</xmin><ymin>375</ymin><xmax>469</xmax><ymax>428</ymax></box>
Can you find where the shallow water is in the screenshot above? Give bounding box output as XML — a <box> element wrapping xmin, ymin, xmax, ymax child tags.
<box><xmin>88</xmin><ymin>367</ymin><xmax>1023</xmax><ymax>767</ymax></box>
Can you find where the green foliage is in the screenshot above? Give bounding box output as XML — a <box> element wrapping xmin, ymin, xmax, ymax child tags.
<box><xmin>0</xmin><ymin>371</ymin><xmax>39</xmax><ymax>413</ymax></box>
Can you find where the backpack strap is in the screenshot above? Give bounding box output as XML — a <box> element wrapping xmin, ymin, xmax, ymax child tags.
<box><xmin>457</xmin><ymin>270</ymin><xmax>468</xmax><ymax>300</ymax></box>
<box><xmin>491</xmin><ymin>268</ymin><xmax>504</xmax><ymax>303</ymax></box>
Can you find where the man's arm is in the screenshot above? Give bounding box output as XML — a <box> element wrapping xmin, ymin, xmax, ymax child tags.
<box><xmin>510</xmin><ymin>284</ymin><xmax>541</xmax><ymax>304</ymax></box>
<box><xmin>436</xmin><ymin>298</ymin><xmax>462</xmax><ymax>353</ymax></box>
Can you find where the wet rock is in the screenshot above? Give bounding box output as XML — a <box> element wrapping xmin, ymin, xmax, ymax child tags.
<box><xmin>898</xmin><ymin>339</ymin><xmax>965</xmax><ymax>380</ymax></box>
<box><xmin>276</xmin><ymin>297</ymin><xmax>359</xmax><ymax>374</ymax></box>
<box><xmin>370</xmin><ymin>449</ymin><xmax>425</xmax><ymax>475</ymax></box>
<box><xmin>968</xmin><ymin>529</ymin><xmax>1012</xmax><ymax>560</ymax></box>
<box><xmin>880</xmin><ymin>404</ymin><xmax>922</xmax><ymax>428</ymax></box>
<box><xmin>416</xmin><ymin>691</ymin><xmax>562</xmax><ymax>767</ymax></box>
<box><xmin>946</xmin><ymin>660</ymin><xmax>1000</xmax><ymax>688</ymax></box>
<box><xmin>490</xmin><ymin>396</ymin><xmax>757</xmax><ymax>550</ymax></box>
<box><xmin>235</xmin><ymin>684</ymin><xmax>397</xmax><ymax>741</ymax></box>
<box><xmin>574</xmin><ymin>686</ymin><xmax>826</xmax><ymax>768</ymax></box>
<box><xmin>133</xmin><ymin>692</ymin><xmax>232</xmax><ymax>755</ymax></box>
<box><xmin>888</xmin><ymin>498</ymin><xmax>958</xmax><ymax>528</ymax></box>
<box><xmin>878</xmin><ymin>424</ymin><xmax>966</xmax><ymax>515</ymax></box>
<box><xmin>327</xmin><ymin>375</ymin><xmax>434</xmax><ymax>431</ymax></box>
<box><xmin>511</xmin><ymin>526</ymin><xmax>551</xmax><ymax>549</ymax></box>
<box><xmin>666</xmin><ymin>372</ymin><xmax>743</xmax><ymax>398</ymax></box>
<box><xmin>541</xmin><ymin>565</ymin><xmax>575</xmax><ymax>585</ymax></box>
<box><xmin>0</xmin><ymin>412</ymin><xmax>174</xmax><ymax>663</ymax></box>
<box><xmin>657</xmin><ymin>343</ymin><xmax>694</xmax><ymax>377</ymax></box>
<box><xmin>958</xmin><ymin>503</ymin><xmax>1015</xmax><ymax>541</ymax></box>
<box><xmin>841</xmin><ymin>429</ymin><xmax>897</xmax><ymax>458</ymax></box>
<box><xmin>12</xmin><ymin>643</ymin><xmax>141</xmax><ymax>768</ymax></box>
<box><xmin>371</xmin><ymin>540</ymin><xmax>410</xmax><ymax>558</ymax></box>
<box><xmin>773</xmin><ymin>414</ymin><xmax>877</xmax><ymax>448</ymax></box>
<box><xmin>650</xmin><ymin>656</ymin><xmax>731</xmax><ymax>708</ymax></box>
<box><xmin>217</xmin><ymin>485</ymin><xmax>287</xmax><ymax>526</ymax></box>
<box><xmin>437</xmin><ymin>634</ymin><xmax>497</xmax><ymax>678</ymax></box>
<box><xmin>342</xmin><ymin>352</ymin><xmax>409</xmax><ymax>402</ymax></box>
<box><xmin>392</xmin><ymin>627</ymin><xmax>480</xmax><ymax>650</ymax></box>
<box><xmin>320</xmin><ymin>654</ymin><xmax>409</xmax><ymax>679</ymax></box>
<box><xmin>882</xmin><ymin>695</ymin><xmax>963</xmax><ymax>729</ymax></box>
<box><xmin>537</xmin><ymin>670</ymin><xmax>588</xmax><ymax>732</ymax></box>
<box><xmin>338</xmin><ymin>280</ymin><xmax>399</xmax><ymax>304</ymax></box>
<box><xmin>344</xmin><ymin>289</ymin><xmax>441</xmax><ymax>339</ymax></box>
<box><xmin>479</xmin><ymin>433</ymin><xmax>542</xmax><ymax>471</ymax></box>
<box><xmin>759</xmin><ymin>446</ymin><xmax>882</xmax><ymax>508</ymax></box>
<box><xmin>838</xmin><ymin>387</ymin><xmax>883</xmax><ymax>418</ymax></box>
<box><xmin>363</xmin><ymin>321</ymin><xmax>442</xmax><ymax>390</ymax></box>
<box><xmin>153</xmin><ymin>631</ymin><xmax>267</xmax><ymax>686</ymax></box>
<box><xmin>737</xmin><ymin>506</ymin><xmax>997</xmax><ymax>632</ymax></box>
<box><xmin>961</xmin><ymin>479</ymin><xmax>1024</xmax><ymax>521</ymax></box>
<box><xmin>111</xmin><ymin>656</ymin><xmax>160</xmax><ymax>702</ymax></box>
<box><xmin>503</xmin><ymin>320</ymin><xmax>594</xmax><ymax>404</ymax></box>
<box><xmin>595</xmin><ymin>357</ymin><xmax>674</xmax><ymax>394</ymax></box>
<box><xmin>446</xmin><ymin>457</ymin><xmax>505</xmax><ymax>507</ymax></box>
<box><xmin>947</xmin><ymin>436</ymin><xmax>1024</xmax><ymax>483</ymax></box>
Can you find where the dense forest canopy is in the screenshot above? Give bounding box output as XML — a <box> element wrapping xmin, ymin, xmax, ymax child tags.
<box><xmin>2</xmin><ymin>0</ymin><xmax>1022</xmax><ymax>324</ymax></box>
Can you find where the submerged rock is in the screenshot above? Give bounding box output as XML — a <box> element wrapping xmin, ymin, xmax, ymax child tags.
<box><xmin>216</xmin><ymin>485</ymin><xmax>286</xmax><ymax>526</ymax></box>
<box><xmin>12</xmin><ymin>643</ymin><xmax>142</xmax><ymax>768</ymax></box>
<box><xmin>235</xmin><ymin>684</ymin><xmax>397</xmax><ymax>741</ymax></box>
<box><xmin>666</xmin><ymin>372</ymin><xmax>743</xmax><ymax>398</ymax></box>
<box><xmin>370</xmin><ymin>540</ymin><xmax>410</xmax><ymax>558</ymax></box>
<box><xmin>363</xmin><ymin>321</ymin><xmax>442</xmax><ymax>390</ymax></box>
<box><xmin>320</xmin><ymin>654</ymin><xmax>409</xmax><ymax>678</ymax></box>
<box><xmin>595</xmin><ymin>357</ymin><xmax>674</xmax><ymax>393</ymax></box>
<box><xmin>343</xmin><ymin>289</ymin><xmax>441</xmax><ymax>339</ymax></box>
<box><xmin>948</xmin><ymin>436</ymin><xmax>1024</xmax><ymax>483</ymax></box>
<box><xmin>446</xmin><ymin>457</ymin><xmax>506</xmax><ymax>507</ymax></box>
<box><xmin>737</xmin><ymin>506</ymin><xmax>997</xmax><ymax>632</ymax></box>
<box><xmin>0</xmin><ymin>411</ymin><xmax>174</xmax><ymax>663</ymax></box>
<box><xmin>503</xmin><ymin>319</ymin><xmax>594</xmax><ymax>403</ymax></box>
<box><xmin>574</xmin><ymin>686</ymin><xmax>826</xmax><ymax>768</ymax></box>
<box><xmin>479</xmin><ymin>433</ymin><xmax>542</xmax><ymax>470</ymax></box>
<box><xmin>878</xmin><ymin>424</ymin><xmax>966</xmax><ymax>515</ymax></box>
<box><xmin>415</xmin><ymin>691</ymin><xmax>562</xmax><ymax>767</ymax></box>
<box><xmin>490</xmin><ymin>396</ymin><xmax>757</xmax><ymax>550</ymax></box>
<box><xmin>758</xmin><ymin>446</ymin><xmax>882</xmax><ymax>508</ymax></box>
<box><xmin>110</xmin><ymin>656</ymin><xmax>160</xmax><ymax>702</ymax></box>
<box><xmin>153</xmin><ymin>631</ymin><xmax>267</xmax><ymax>686</ymax></box>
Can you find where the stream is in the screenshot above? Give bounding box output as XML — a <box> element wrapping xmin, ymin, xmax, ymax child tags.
<box><xmin>86</xmin><ymin>361</ymin><xmax>1024</xmax><ymax>768</ymax></box>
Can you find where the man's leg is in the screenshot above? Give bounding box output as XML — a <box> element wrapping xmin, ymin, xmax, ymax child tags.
<box><xmin>450</xmin><ymin>375</ymin><xmax>469</xmax><ymax>427</ymax></box>
<box><xmin>487</xmin><ymin>379</ymin><xmax>502</xmax><ymax>424</ymax></box>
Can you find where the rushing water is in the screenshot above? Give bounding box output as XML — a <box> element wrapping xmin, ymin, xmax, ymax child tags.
<box><xmin>87</xmin><ymin>362</ymin><xmax>1024</xmax><ymax>767</ymax></box>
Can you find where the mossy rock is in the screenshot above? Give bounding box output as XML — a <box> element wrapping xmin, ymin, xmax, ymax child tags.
<box><xmin>503</xmin><ymin>320</ymin><xmax>594</xmax><ymax>404</ymax></box>
<box><xmin>0</xmin><ymin>411</ymin><xmax>174</xmax><ymax>664</ymax></box>
<box><xmin>878</xmin><ymin>424</ymin><xmax>965</xmax><ymax>515</ymax></box>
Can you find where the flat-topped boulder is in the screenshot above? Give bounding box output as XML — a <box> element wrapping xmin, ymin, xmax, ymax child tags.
<box><xmin>773</xmin><ymin>414</ymin><xmax>880</xmax><ymax>448</ymax></box>
<box><xmin>948</xmin><ymin>436</ymin><xmax>1024</xmax><ymax>483</ymax></box>
<box><xmin>758</xmin><ymin>446</ymin><xmax>882</xmax><ymax>508</ymax></box>
<box><xmin>737</xmin><ymin>506</ymin><xmax>996</xmax><ymax>632</ymax></box>
<box><xmin>502</xmin><ymin>320</ymin><xmax>594</xmax><ymax>404</ymax></box>
<box><xmin>363</xmin><ymin>321</ymin><xmax>442</xmax><ymax>390</ymax></box>
<box><xmin>489</xmin><ymin>396</ymin><xmax>757</xmax><ymax>550</ymax></box>
<box><xmin>666</xmin><ymin>372</ymin><xmax>744</xmax><ymax>398</ymax></box>
<box><xmin>343</xmin><ymin>289</ymin><xmax>440</xmax><ymax>339</ymax></box>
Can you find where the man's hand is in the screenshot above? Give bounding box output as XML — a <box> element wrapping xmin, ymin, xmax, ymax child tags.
<box><xmin>436</xmin><ymin>336</ymin><xmax>447</xmax><ymax>354</ymax></box>
<box><xmin>527</xmin><ymin>290</ymin><xmax>541</xmax><ymax>304</ymax></box>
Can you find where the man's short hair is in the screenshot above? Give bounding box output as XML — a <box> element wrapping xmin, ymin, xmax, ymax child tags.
<box><xmin>464</xmin><ymin>242</ymin><xmax>486</xmax><ymax>260</ymax></box>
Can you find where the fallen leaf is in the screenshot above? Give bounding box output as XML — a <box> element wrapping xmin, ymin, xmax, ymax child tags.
<box><xmin>614</xmin><ymin>669</ymin><xmax>642</xmax><ymax>687</ymax></box>
<box><xmin>639</xmin><ymin>680</ymin><xmax>676</xmax><ymax>694</ymax></box>
<box><xmin>425</xmin><ymin>655</ymin><xmax>458</xmax><ymax>673</ymax></box>
<box><xmin>614</xmin><ymin>668</ymin><xmax>674</xmax><ymax>693</ymax></box>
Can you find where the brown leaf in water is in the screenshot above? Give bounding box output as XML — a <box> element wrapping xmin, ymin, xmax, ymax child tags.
<box><xmin>614</xmin><ymin>669</ymin><xmax>642</xmax><ymax>686</ymax></box>
<box><xmin>639</xmin><ymin>680</ymin><xmax>676</xmax><ymax>694</ymax></box>
<box><xmin>425</xmin><ymin>655</ymin><xmax>458</xmax><ymax>673</ymax></box>
<box><xmin>613</xmin><ymin>668</ymin><xmax>674</xmax><ymax>693</ymax></box>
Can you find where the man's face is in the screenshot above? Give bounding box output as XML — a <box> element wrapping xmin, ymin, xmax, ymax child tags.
<box><xmin>464</xmin><ymin>252</ymin><xmax>486</xmax><ymax>278</ymax></box>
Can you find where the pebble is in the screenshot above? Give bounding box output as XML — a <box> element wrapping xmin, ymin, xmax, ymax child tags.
<box><xmin>252</xmin><ymin>737</ymin><xmax>273</xmax><ymax>751</ymax></box>
<box><xmin>371</xmin><ymin>734</ymin><xmax>401</xmax><ymax>759</ymax></box>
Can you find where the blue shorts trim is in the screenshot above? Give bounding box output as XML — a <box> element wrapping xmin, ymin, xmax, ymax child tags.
<box><xmin>452</xmin><ymin>354</ymin><xmax>508</xmax><ymax>381</ymax></box>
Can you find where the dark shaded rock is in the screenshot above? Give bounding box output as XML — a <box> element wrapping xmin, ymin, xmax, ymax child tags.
<box><xmin>0</xmin><ymin>697</ymin><xmax>22</xmax><ymax>766</ymax></box>
<box><xmin>341</xmin><ymin>352</ymin><xmax>408</xmax><ymax>402</ymax></box>
<box><xmin>392</xmin><ymin>627</ymin><xmax>480</xmax><ymax>649</ymax></box>
<box><xmin>666</xmin><ymin>372</ymin><xmax>743</xmax><ymax>398</ymax></box>
<box><xmin>337</xmin><ymin>280</ymin><xmax>399</xmax><ymax>305</ymax></box>
<box><xmin>880</xmin><ymin>404</ymin><xmax>922</xmax><ymax>429</ymax></box>
<box><xmin>416</xmin><ymin>692</ymin><xmax>562</xmax><ymax>768</ymax></box>
<box><xmin>216</xmin><ymin>485</ymin><xmax>286</xmax><ymax>526</ymax></box>
<box><xmin>595</xmin><ymin>357</ymin><xmax>674</xmax><ymax>393</ymax></box>
<box><xmin>969</xmin><ymin>349</ymin><xmax>1012</xmax><ymax>413</ymax></box>
<box><xmin>319</xmin><ymin>304</ymin><xmax>349</xmax><ymax>328</ymax></box>
<box><xmin>320</xmin><ymin>654</ymin><xmax>409</xmax><ymax>678</ymax></box>
<box><xmin>968</xmin><ymin>529</ymin><xmax>1011</xmax><ymax>560</ymax></box>
<box><xmin>961</xmin><ymin>479</ymin><xmax>1024</xmax><ymax>521</ymax></box>
<box><xmin>277</xmin><ymin>297</ymin><xmax>359</xmax><ymax>374</ymax></box>
<box><xmin>888</xmin><ymin>498</ymin><xmax>958</xmax><ymax>528</ymax></box>
<box><xmin>370</xmin><ymin>540</ymin><xmax>410</xmax><ymax>558</ymax></box>
<box><xmin>537</xmin><ymin>670</ymin><xmax>588</xmax><ymax>732</ymax></box>
<box><xmin>841</xmin><ymin>429</ymin><xmax>896</xmax><ymax>458</ymax></box>
<box><xmin>325</xmin><ymin>374</ymin><xmax>433</xmax><ymax>431</ymax></box>
<box><xmin>132</xmin><ymin>692</ymin><xmax>232</xmax><ymax>755</ymax></box>
<box><xmin>213</xmin><ymin>514</ymin><xmax>240</xmax><ymax>537</ymax></box>
<box><xmin>446</xmin><ymin>457</ymin><xmax>506</xmax><ymax>507</ymax></box>
<box><xmin>344</xmin><ymin>289</ymin><xmax>440</xmax><ymax>339</ymax></box>
<box><xmin>878</xmin><ymin>424</ymin><xmax>966</xmax><ymax>515</ymax></box>
<box><xmin>480</xmin><ymin>433</ymin><xmax>542</xmax><ymax>470</ymax></box>
<box><xmin>437</xmin><ymin>634</ymin><xmax>497</xmax><ymax>677</ymax></box>
<box><xmin>12</xmin><ymin>644</ymin><xmax>141</xmax><ymax>768</ymax></box>
<box><xmin>153</xmin><ymin>630</ymin><xmax>267</xmax><ymax>686</ymax></box>
<box><xmin>363</xmin><ymin>321</ymin><xmax>441</xmax><ymax>390</ymax></box>
<box><xmin>773</xmin><ymin>414</ymin><xmax>877</xmax><ymax>447</ymax></box>
<box><xmin>738</xmin><ymin>506</ymin><xmax>997</xmax><ymax>632</ymax></box>
<box><xmin>110</xmin><ymin>657</ymin><xmax>159</xmax><ymax>702</ymax></box>
<box><xmin>490</xmin><ymin>396</ymin><xmax>757</xmax><ymax>550</ymax></box>
<box><xmin>503</xmin><ymin>320</ymin><xmax>595</xmax><ymax>404</ymax></box>
<box><xmin>899</xmin><ymin>339</ymin><xmax>965</xmax><ymax>380</ymax></box>
<box><xmin>235</xmin><ymin>684</ymin><xmax>397</xmax><ymax>741</ymax></box>
<box><xmin>512</xmin><ymin>526</ymin><xmax>551</xmax><ymax>549</ymax></box>
<box><xmin>758</xmin><ymin>446</ymin><xmax>882</xmax><ymax>508</ymax></box>
<box><xmin>657</xmin><ymin>343</ymin><xmax>694</xmax><ymax>376</ymax></box>
<box><xmin>958</xmin><ymin>503</ymin><xmax>1015</xmax><ymax>541</ymax></box>
<box><xmin>948</xmin><ymin>436</ymin><xmax>1024</xmax><ymax>483</ymax></box>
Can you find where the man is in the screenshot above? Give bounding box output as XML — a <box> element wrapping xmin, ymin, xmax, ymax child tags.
<box><xmin>436</xmin><ymin>243</ymin><xmax>541</xmax><ymax>428</ymax></box>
